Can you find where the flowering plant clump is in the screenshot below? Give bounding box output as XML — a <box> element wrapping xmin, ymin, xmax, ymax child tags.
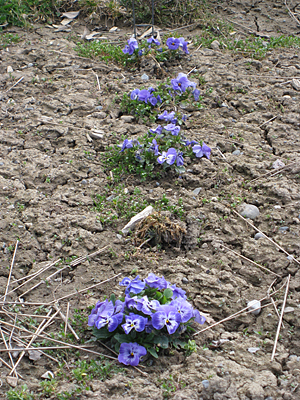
<box><xmin>121</xmin><ymin>35</ymin><xmax>189</xmax><ymax>66</ymax></box>
<box><xmin>89</xmin><ymin>274</ymin><xmax>206</xmax><ymax>366</ymax></box>
<box><xmin>103</xmin><ymin>100</ymin><xmax>211</xmax><ymax>180</ymax></box>
<box><xmin>120</xmin><ymin>72</ymin><xmax>202</xmax><ymax>123</ymax></box>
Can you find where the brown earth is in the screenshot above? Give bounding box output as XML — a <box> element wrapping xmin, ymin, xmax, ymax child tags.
<box><xmin>1</xmin><ymin>0</ymin><xmax>300</xmax><ymax>399</ymax></box>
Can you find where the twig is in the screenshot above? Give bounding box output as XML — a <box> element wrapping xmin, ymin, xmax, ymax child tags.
<box><xmin>0</xmin><ymin>355</ymin><xmax>23</xmax><ymax>379</ymax></box>
<box><xmin>3</xmin><ymin>241</ymin><xmax>18</xmax><ymax>302</ymax></box>
<box><xmin>1</xmin><ymin>259</ymin><xmax>60</xmax><ymax>300</ymax></box>
<box><xmin>9</xmin><ymin>309</ymin><xmax>53</xmax><ymax>376</ymax></box>
<box><xmin>70</xmin><ymin>246</ymin><xmax>109</xmax><ymax>267</ymax></box>
<box><xmin>0</xmin><ymin>328</ymin><xmax>18</xmax><ymax>378</ymax></box>
<box><xmin>284</xmin><ymin>0</ymin><xmax>300</xmax><ymax>26</ymax></box>
<box><xmin>54</xmin><ymin>303</ymin><xmax>79</xmax><ymax>340</ymax></box>
<box><xmin>65</xmin><ymin>302</ymin><xmax>70</xmax><ymax>336</ymax></box>
<box><xmin>0</xmin><ymin>345</ymin><xmax>93</xmax><ymax>353</ymax></box>
<box><xmin>92</xmin><ymin>71</ymin><xmax>101</xmax><ymax>92</ymax></box>
<box><xmin>0</xmin><ymin>320</ymin><xmax>147</xmax><ymax>375</ymax></box>
<box><xmin>258</xmin><ymin>116</ymin><xmax>277</xmax><ymax>128</ymax></box>
<box><xmin>271</xmin><ymin>275</ymin><xmax>291</xmax><ymax>361</ymax></box>
<box><xmin>138</xmin><ymin>238</ymin><xmax>152</xmax><ymax>249</ymax></box>
<box><xmin>187</xmin><ymin>66</ymin><xmax>196</xmax><ymax>76</ymax></box>
<box><xmin>50</xmin><ymin>272</ymin><xmax>122</xmax><ymax>304</ymax></box>
<box><xmin>195</xmin><ymin>43</ymin><xmax>202</xmax><ymax>52</ymax></box>
<box><xmin>222</xmin><ymin>244</ymin><xmax>282</xmax><ymax>277</ymax></box>
<box><xmin>19</xmin><ymin>280</ymin><xmax>43</xmax><ymax>299</ymax></box>
<box><xmin>4</xmin><ymin>77</ymin><xmax>24</xmax><ymax>94</ymax></box>
<box><xmin>248</xmin><ymin>161</ymin><xmax>296</xmax><ymax>183</ymax></box>
<box><xmin>232</xmin><ymin>210</ymin><xmax>300</xmax><ymax>266</ymax></box>
<box><xmin>193</xmin><ymin>282</ymin><xmax>286</xmax><ymax>336</ymax></box>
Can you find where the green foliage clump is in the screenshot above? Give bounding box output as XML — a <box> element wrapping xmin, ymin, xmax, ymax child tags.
<box><xmin>6</xmin><ymin>385</ymin><xmax>34</xmax><ymax>400</ymax></box>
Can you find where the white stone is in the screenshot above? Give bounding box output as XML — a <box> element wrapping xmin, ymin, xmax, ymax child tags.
<box><xmin>247</xmin><ymin>300</ymin><xmax>261</xmax><ymax>315</ymax></box>
<box><xmin>41</xmin><ymin>371</ymin><xmax>54</xmax><ymax>379</ymax></box>
<box><xmin>291</xmin><ymin>78</ymin><xmax>300</xmax><ymax>91</ymax></box>
<box><xmin>7</xmin><ymin>66</ymin><xmax>13</xmax><ymax>73</ymax></box>
<box><xmin>121</xmin><ymin>205</ymin><xmax>155</xmax><ymax>235</ymax></box>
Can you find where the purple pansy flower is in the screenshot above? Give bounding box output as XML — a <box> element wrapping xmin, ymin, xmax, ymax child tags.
<box><xmin>147</xmin><ymin>36</ymin><xmax>160</xmax><ymax>46</ymax></box>
<box><xmin>176</xmin><ymin>151</ymin><xmax>184</xmax><ymax>167</ymax></box>
<box><xmin>152</xmin><ymin>305</ymin><xmax>181</xmax><ymax>334</ymax></box>
<box><xmin>122</xmin><ymin>37</ymin><xmax>139</xmax><ymax>55</ymax></box>
<box><xmin>138</xmin><ymin>89</ymin><xmax>151</xmax><ymax>103</ymax></box>
<box><xmin>168</xmin><ymin>283</ymin><xmax>187</xmax><ymax>299</ymax></box>
<box><xmin>163</xmin><ymin>123</ymin><xmax>180</xmax><ymax>136</ymax></box>
<box><xmin>88</xmin><ymin>300</ymin><xmax>105</xmax><ymax>327</ymax></box>
<box><xmin>193</xmin><ymin>89</ymin><xmax>201</xmax><ymax>101</ymax></box>
<box><xmin>122</xmin><ymin>313</ymin><xmax>148</xmax><ymax>334</ymax></box>
<box><xmin>119</xmin><ymin>139</ymin><xmax>133</xmax><ymax>152</ymax></box>
<box><xmin>183</xmin><ymin>140</ymin><xmax>198</xmax><ymax>146</ymax></box>
<box><xmin>158</xmin><ymin>110</ymin><xmax>177</xmax><ymax>124</ymax></box>
<box><xmin>193</xmin><ymin>143</ymin><xmax>211</xmax><ymax>159</ymax></box>
<box><xmin>149</xmin><ymin>125</ymin><xmax>163</xmax><ymax>136</ymax></box>
<box><xmin>148</xmin><ymin>87</ymin><xmax>155</xmax><ymax>93</ymax></box>
<box><xmin>157</xmin><ymin>148</ymin><xmax>177</xmax><ymax>165</ymax></box>
<box><xmin>119</xmin><ymin>276</ymin><xmax>145</xmax><ymax>295</ymax></box>
<box><xmin>166</xmin><ymin>37</ymin><xmax>180</xmax><ymax>50</ymax></box>
<box><xmin>145</xmin><ymin>273</ymin><xmax>168</xmax><ymax>289</ymax></box>
<box><xmin>124</xmin><ymin>295</ymin><xmax>138</xmax><ymax>310</ymax></box>
<box><xmin>136</xmin><ymin>296</ymin><xmax>161</xmax><ymax>315</ymax></box>
<box><xmin>157</xmin><ymin>95</ymin><xmax>162</xmax><ymax>103</ymax></box>
<box><xmin>138</xmin><ymin>49</ymin><xmax>143</xmax><ymax>56</ymax></box>
<box><xmin>118</xmin><ymin>342</ymin><xmax>147</xmax><ymax>366</ymax></box>
<box><xmin>170</xmin><ymin>298</ymin><xmax>194</xmax><ymax>323</ymax></box>
<box><xmin>149</xmin><ymin>139</ymin><xmax>160</xmax><ymax>156</ymax></box>
<box><xmin>193</xmin><ymin>309</ymin><xmax>206</xmax><ymax>324</ymax></box>
<box><xmin>130</xmin><ymin>89</ymin><xmax>140</xmax><ymax>100</ymax></box>
<box><xmin>201</xmin><ymin>142</ymin><xmax>211</xmax><ymax>159</ymax></box>
<box><xmin>149</xmin><ymin>96</ymin><xmax>158</xmax><ymax>106</ymax></box>
<box><xmin>88</xmin><ymin>299</ymin><xmax>123</xmax><ymax>332</ymax></box>
<box><xmin>178</xmin><ymin>37</ymin><xmax>189</xmax><ymax>54</ymax></box>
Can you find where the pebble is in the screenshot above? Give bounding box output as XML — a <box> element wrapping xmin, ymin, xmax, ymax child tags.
<box><xmin>141</xmin><ymin>73</ymin><xmax>149</xmax><ymax>81</ymax></box>
<box><xmin>120</xmin><ymin>115</ymin><xmax>134</xmax><ymax>123</ymax></box>
<box><xmin>247</xmin><ymin>300</ymin><xmax>261</xmax><ymax>315</ymax></box>
<box><xmin>287</xmin><ymin>255</ymin><xmax>294</xmax><ymax>261</ymax></box>
<box><xmin>156</xmin><ymin>182</ymin><xmax>160</xmax><ymax>186</ymax></box>
<box><xmin>254</xmin><ymin>232</ymin><xmax>264</xmax><ymax>240</ymax></box>
<box><xmin>81</xmin><ymin>179</ymin><xmax>88</xmax><ymax>185</ymax></box>
<box><xmin>41</xmin><ymin>371</ymin><xmax>54</xmax><ymax>379</ymax></box>
<box><xmin>232</xmin><ymin>150</ymin><xmax>241</xmax><ymax>155</ymax></box>
<box><xmin>107</xmin><ymin>195</ymin><xmax>115</xmax><ymax>201</ymax></box>
<box><xmin>122</xmin><ymin>205</ymin><xmax>155</xmax><ymax>235</ymax></box>
<box><xmin>278</xmin><ymin>226</ymin><xmax>289</xmax><ymax>232</ymax></box>
<box><xmin>239</xmin><ymin>203</ymin><xmax>260</xmax><ymax>219</ymax></box>
<box><xmin>272</xmin><ymin>159</ymin><xmax>285</xmax><ymax>169</ymax></box>
<box><xmin>248</xmin><ymin>347</ymin><xmax>260</xmax><ymax>354</ymax></box>
<box><xmin>289</xmin><ymin>355</ymin><xmax>297</xmax><ymax>360</ymax></box>
<box><xmin>7</xmin><ymin>66</ymin><xmax>13</xmax><ymax>73</ymax></box>
<box><xmin>193</xmin><ymin>187</ymin><xmax>201</xmax><ymax>195</ymax></box>
<box><xmin>116</xmin><ymin>234</ymin><xmax>122</xmax><ymax>240</ymax></box>
<box><xmin>210</xmin><ymin>40</ymin><xmax>220</xmax><ymax>50</ymax></box>
<box><xmin>202</xmin><ymin>380</ymin><xmax>210</xmax><ymax>389</ymax></box>
<box><xmin>265</xmin><ymin>397</ymin><xmax>274</xmax><ymax>400</ymax></box>
<box><xmin>284</xmin><ymin>307</ymin><xmax>295</xmax><ymax>313</ymax></box>
<box><xmin>274</xmin><ymin>205</ymin><xmax>281</xmax><ymax>209</ymax></box>
<box><xmin>95</xmin><ymin>105</ymin><xmax>103</xmax><ymax>110</ymax></box>
<box><xmin>182</xmin><ymin>277</ymin><xmax>189</xmax><ymax>284</ymax></box>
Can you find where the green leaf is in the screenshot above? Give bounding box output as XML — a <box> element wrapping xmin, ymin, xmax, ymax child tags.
<box><xmin>114</xmin><ymin>333</ymin><xmax>132</xmax><ymax>344</ymax></box>
<box><xmin>153</xmin><ymin>335</ymin><xmax>169</xmax><ymax>349</ymax></box>
<box><xmin>163</xmin><ymin>288</ymin><xmax>173</xmax><ymax>299</ymax></box>
<box><xmin>147</xmin><ymin>347</ymin><xmax>159</xmax><ymax>358</ymax></box>
<box><xmin>110</xmin><ymin>293</ymin><xmax>116</xmax><ymax>305</ymax></box>
<box><xmin>154</xmin><ymin>292</ymin><xmax>163</xmax><ymax>301</ymax></box>
<box><xmin>172</xmin><ymin>338</ymin><xmax>187</xmax><ymax>349</ymax></box>
<box><xmin>92</xmin><ymin>327</ymin><xmax>113</xmax><ymax>340</ymax></box>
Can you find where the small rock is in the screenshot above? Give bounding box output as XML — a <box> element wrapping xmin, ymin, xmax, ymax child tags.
<box><xmin>278</xmin><ymin>226</ymin><xmax>289</xmax><ymax>232</ymax></box>
<box><xmin>291</xmin><ymin>78</ymin><xmax>300</xmax><ymax>91</ymax></box>
<box><xmin>95</xmin><ymin>105</ymin><xmax>103</xmax><ymax>110</ymax></box>
<box><xmin>182</xmin><ymin>277</ymin><xmax>189</xmax><ymax>284</ymax></box>
<box><xmin>156</xmin><ymin>182</ymin><xmax>160</xmax><ymax>186</ymax></box>
<box><xmin>288</xmin><ymin>355</ymin><xmax>297</xmax><ymax>360</ymax></box>
<box><xmin>89</xmin><ymin>131</ymin><xmax>104</xmax><ymax>140</ymax></box>
<box><xmin>287</xmin><ymin>255</ymin><xmax>294</xmax><ymax>261</ymax></box>
<box><xmin>141</xmin><ymin>73</ymin><xmax>149</xmax><ymax>81</ymax></box>
<box><xmin>202</xmin><ymin>380</ymin><xmax>209</xmax><ymax>389</ymax></box>
<box><xmin>193</xmin><ymin>187</ymin><xmax>201</xmax><ymax>195</ymax></box>
<box><xmin>254</xmin><ymin>232</ymin><xmax>264</xmax><ymax>240</ymax></box>
<box><xmin>81</xmin><ymin>179</ymin><xmax>88</xmax><ymax>185</ymax></box>
<box><xmin>248</xmin><ymin>347</ymin><xmax>260</xmax><ymax>353</ymax></box>
<box><xmin>122</xmin><ymin>205</ymin><xmax>155</xmax><ymax>235</ymax></box>
<box><xmin>41</xmin><ymin>371</ymin><xmax>54</xmax><ymax>379</ymax></box>
<box><xmin>107</xmin><ymin>195</ymin><xmax>115</xmax><ymax>202</ymax></box>
<box><xmin>247</xmin><ymin>300</ymin><xmax>261</xmax><ymax>315</ymax></box>
<box><xmin>238</xmin><ymin>203</ymin><xmax>260</xmax><ymax>219</ymax></box>
<box><xmin>7</xmin><ymin>66</ymin><xmax>13</xmax><ymax>73</ymax></box>
<box><xmin>6</xmin><ymin>376</ymin><xmax>18</xmax><ymax>387</ymax></box>
<box><xmin>210</xmin><ymin>40</ymin><xmax>220</xmax><ymax>50</ymax></box>
<box><xmin>120</xmin><ymin>115</ymin><xmax>134</xmax><ymax>123</ymax></box>
<box><xmin>284</xmin><ymin>307</ymin><xmax>295</xmax><ymax>313</ymax></box>
<box><xmin>232</xmin><ymin>150</ymin><xmax>241</xmax><ymax>155</ymax></box>
<box><xmin>272</xmin><ymin>159</ymin><xmax>285</xmax><ymax>169</ymax></box>
<box><xmin>28</xmin><ymin>350</ymin><xmax>42</xmax><ymax>360</ymax></box>
<box><xmin>116</xmin><ymin>234</ymin><xmax>122</xmax><ymax>240</ymax></box>
<box><xmin>274</xmin><ymin>205</ymin><xmax>281</xmax><ymax>209</ymax></box>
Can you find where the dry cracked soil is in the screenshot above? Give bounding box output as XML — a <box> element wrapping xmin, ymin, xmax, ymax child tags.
<box><xmin>1</xmin><ymin>0</ymin><xmax>300</xmax><ymax>399</ymax></box>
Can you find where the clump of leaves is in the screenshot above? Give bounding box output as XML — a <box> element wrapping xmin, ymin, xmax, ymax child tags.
<box><xmin>134</xmin><ymin>212</ymin><xmax>186</xmax><ymax>248</ymax></box>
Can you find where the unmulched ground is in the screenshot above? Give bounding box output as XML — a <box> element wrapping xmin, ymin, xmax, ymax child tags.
<box><xmin>1</xmin><ymin>1</ymin><xmax>300</xmax><ymax>399</ymax></box>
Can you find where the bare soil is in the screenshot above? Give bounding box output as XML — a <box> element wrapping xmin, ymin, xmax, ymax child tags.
<box><xmin>1</xmin><ymin>1</ymin><xmax>300</xmax><ymax>399</ymax></box>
